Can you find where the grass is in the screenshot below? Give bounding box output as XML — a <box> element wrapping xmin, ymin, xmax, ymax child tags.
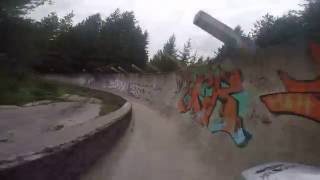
<box><xmin>0</xmin><ymin>74</ymin><xmax>125</xmax><ymax>115</ymax></box>
<box><xmin>0</xmin><ymin>75</ymin><xmax>64</xmax><ymax>105</ymax></box>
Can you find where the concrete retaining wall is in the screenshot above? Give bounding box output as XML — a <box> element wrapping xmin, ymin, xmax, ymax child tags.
<box><xmin>45</xmin><ymin>45</ymin><xmax>320</xmax><ymax>174</ymax></box>
<box><xmin>0</xmin><ymin>99</ymin><xmax>132</xmax><ymax>180</ymax></box>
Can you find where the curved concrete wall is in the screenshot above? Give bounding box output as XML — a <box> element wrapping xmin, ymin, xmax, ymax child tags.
<box><xmin>46</xmin><ymin>45</ymin><xmax>320</xmax><ymax>176</ymax></box>
<box><xmin>0</xmin><ymin>99</ymin><xmax>132</xmax><ymax>180</ymax></box>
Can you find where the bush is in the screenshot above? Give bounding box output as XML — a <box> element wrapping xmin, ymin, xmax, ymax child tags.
<box><xmin>0</xmin><ymin>75</ymin><xmax>64</xmax><ymax>105</ymax></box>
<box><xmin>149</xmin><ymin>52</ymin><xmax>178</xmax><ymax>72</ymax></box>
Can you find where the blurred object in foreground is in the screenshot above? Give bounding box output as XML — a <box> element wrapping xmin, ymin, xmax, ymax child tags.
<box><xmin>241</xmin><ymin>162</ymin><xmax>320</xmax><ymax>180</ymax></box>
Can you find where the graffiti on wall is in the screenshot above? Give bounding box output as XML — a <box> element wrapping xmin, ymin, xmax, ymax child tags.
<box><xmin>261</xmin><ymin>71</ymin><xmax>320</xmax><ymax>122</ymax></box>
<box><xmin>107</xmin><ymin>79</ymin><xmax>128</xmax><ymax>91</ymax></box>
<box><xmin>177</xmin><ymin>66</ymin><xmax>251</xmax><ymax>146</ymax></box>
<box><xmin>105</xmin><ymin>79</ymin><xmax>146</xmax><ymax>99</ymax></box>
<box><xmin>261</xmin><ymin>43</ymin><xmax>320</xmax><ymax>122</ymax></box>
<box><xmin>128</xmin><ymin>83</ymin><xmax>145</xmax><ymax>98</ymax></box>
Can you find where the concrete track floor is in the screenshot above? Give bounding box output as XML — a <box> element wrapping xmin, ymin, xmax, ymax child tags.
<box><xmin>81</xmin><ymin>101</ymin><xmax>215</xmax><ymax>180</ymax></box>
<box><xmin>80</xmin><ymin>90</ymin><xmax>320</xmax><ymax>180</ymax></box>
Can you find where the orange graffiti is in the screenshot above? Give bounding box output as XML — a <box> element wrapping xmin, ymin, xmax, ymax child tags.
<box><xmin>261</xmin><ymin>93</ymin><xmax>320</xmax><ymax>122</ymax></box>
<box><xmin>177</xmin><ymin>69</ymin><xmax>244</xmax><ymax>133</ymax></box>
<box><xmin>177</xmin><ymin>75</ymin><xmax>200</xmax><ymax>113</ymax></box>
<box><xmin>278</xmin><ymin>71</ymin><xmax>320</xmax><ymax>93</ymax></box>
<box><xmin>177</xmin><ymin>96</ymin><xmax>188</xmax><ymax>113</ymax></box>
<box><xmin>262</xmin><ymin>71</ymin><xmax>320</xmax><ymax>122</ymax></box>
<box><xmin>177</xmin><ymin>79</ymin><xmax>192</xmax><ymax>113</ymax></box>
<box><xmin>191</xmin><ymin>75</ymin><xmax>205</xmax><ymax>112</ymax></box>
<box><xmin>261</xmin><ymin>43</ymin><xmax>320</xmax><ymax>122</ymax></box>
<box><xmin>201</xmin><ymin>70</ymin><xmax>243</xmax><ymax>132</ymax></box>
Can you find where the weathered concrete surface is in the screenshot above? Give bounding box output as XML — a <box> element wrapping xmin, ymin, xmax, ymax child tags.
<box><xmin>194</xmin><ymin>10</ymin><xmax>248</xmax><ymax>48</ymax></box>
<box><xmin>81</xmin><ymin>100</ymin><xmax>214</xmax><ymax>180</ymax></box>
<box><xmin>81</xmin><ymin>89</ymin><xmax>320</xmax><ymax>180</ymax></box>
<box><xmin>0</xmin><ymin>102</ymin><xmax>101</xmax><ymax>160</ymax></box>
<box><xmin>48</xmin><ymin>46</ymin><xmax>320</xmax><ymax>179</ymax></box>
<box><xmin>0</xmin><ymin>95</ymin><xmax>132</xmax><ymax>180</ymax></box>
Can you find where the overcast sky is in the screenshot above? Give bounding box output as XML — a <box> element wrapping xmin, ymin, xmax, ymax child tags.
<box><xmin>28</xmin><ymin>0</ymin><xmax>303</xmax><ymax>58</ymax></box>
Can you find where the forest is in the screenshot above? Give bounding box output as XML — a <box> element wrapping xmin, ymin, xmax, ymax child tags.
<box><xmin>0</xmin><ymin>0</ymin><xmax>320</xmax><ymax>74</ymax></box>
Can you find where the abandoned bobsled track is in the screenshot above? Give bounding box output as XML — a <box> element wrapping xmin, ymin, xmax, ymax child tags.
<box><xmin>48</xmin><ymin>51</ymin><xmax>320</xmax><ymax>179</ymax></box>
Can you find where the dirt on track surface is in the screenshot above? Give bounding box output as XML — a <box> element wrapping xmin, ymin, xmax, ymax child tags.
<box><xmin>0</xmin><ymin>102</ymin><xmax>101</xmax><ymax>160</ymax></box>
<box><xmin>80</xmin><ymin>97</ymin><xmax>218</xmax><ymax>180</ymax></box>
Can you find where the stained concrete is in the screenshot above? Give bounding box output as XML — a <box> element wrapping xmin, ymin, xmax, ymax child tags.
<box><xmin>48</xmin><ymin>46</ymin><xmax>320</xmax><ymax>179</ymax></box>
<box><xmin>194</xmin><ymin>10</ymin><xmax>244</xmax><ymax>48</ymax></box>
<box><xmin>79</xmin><ymin>90</ymin><xmax>320</xmax><ymax>180</ymax></box>
<box><xmin>81</xmin><ymin>100</ymin><xmax>214</xmax><ymax>180</ymax></box>
<box><xmin>0</xmin><ymin>101</ymin><xmax>132</xmax><ymax>180</ymax></box>
<box><xmin>0</xmin><ymin>101</ymin><xmax>101</xmax><ymax>161</ymax></box>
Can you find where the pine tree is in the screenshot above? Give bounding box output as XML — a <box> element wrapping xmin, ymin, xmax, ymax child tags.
<box><xmin>163</xmin><ymin>34</ymin><xmax>177</xmax><ymax>58</ymax></box>
<box><xmin>149</xmin><ymin>35</ymin><xmax>178</xmax><ymax>72</ymax></box>
<box><xmin>179</xmin><ymin>39</ymin><xmax>192</xmax><ymax>64</ymax></box>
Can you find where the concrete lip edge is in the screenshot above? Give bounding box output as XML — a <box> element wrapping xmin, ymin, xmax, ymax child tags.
<box><xmin>0</xmin><ymin>101</ymin><xmax>132</xmax><ymax>171</ymax></box>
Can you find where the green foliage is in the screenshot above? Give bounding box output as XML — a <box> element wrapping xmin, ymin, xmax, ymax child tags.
<box><xmin>0</xmin><ymin>73</ymin><xmax>124</xmax><ymax>115</ymax></box>
<box><xmin>188</xmin><ymin>55</ymin><xmax>211</xmax><ymax>66</ymax></box>
<box><xmin>302</xmin><ymin>0</ymin><xmax>320</xmax><ymax>43</ymax></box>
<box><xmin>1</xmin><ymin>6</ymin><xmax>148</xmax><ymax>74</ymax></box>
<box><xmin>163</xmin><ymin>35</ymin><xmax>177</xmax><ymax>57</ymax></box>
<box><xmin>213</xmin><ymin>25</ymin><xmax>248</xmax><ymax>62</ymax></box>
<box><xmin>35</xmin><ymin>9</ymin><xmax>149</xmax><ymax>73</ymax></box>
<box><xmin>40</xmin><ymin>12</ymin><xmax>60</xmax><ymax>39</ymax></box>
<box><xmin>99</xmin><ymin>9</ymin><xmax>148</xmax><ymax>68</ymax></box>
<box><xmin>59</xmin><ymin>11</ymin><xmax>74</xmax><ymax>33</ymax></box>
<box><xmin>149</xmin><ymin>35</ymin><xmax>179</xmax><ymax>72</ymax></box>
<box><xmin>196</xmin><ymin>56</ymin><xmax>204</xmax><ymax>64</ymax></box>
<box><xmin>251</xmin><ymin>0</ymin><xmax>320</xmax><ymax>47</ymax></box>
<box><xmin>149</xmin><ymin>50</ymin><xmax>178</xmax><ymax>72</ymax></box>
<box><xmin>54</xmin><ymin>13</ymin><xmax>103</xmax><ymax>71</ymax></box>
<box><xmin>0</xmin><ymin>74</ymin><xmax>63</xmax><ymax>105</ymax></box>
<box><xmin>151</xmin><ymin>36</ymin><xmax>209</xmax><ymax>70</ymax></box>
<box><xmin>234</xmin><ymin>25</ymin><xmax>245</xmax><ymax>37</ymax></box>
<box><xmin>39</xmin><ymin>11</ymin><xmax>74</xmax><ymax>40</ymax></box>
<box><xmin>178</xmin><ymin>39</ymin><xmax>192</xmax><ymax>64</ymax></box>
<box><xmin>251</xmin><ymin>12</ymin><xmax>304</xmax><ymax>47</ymax></box>
<box><xmin>0</xmin><ymin>16</ymin><xmax>43</xmax><ymax>71</ymax></box>
<box><xmin>214</xmin><ymin>0</ymin><xmax>320</xmax><ymax>61</ymax></box>
<box><xmin>0</xmin><ymin>0</ymin><xmax>51</xmax><ymax>17</ymax></box>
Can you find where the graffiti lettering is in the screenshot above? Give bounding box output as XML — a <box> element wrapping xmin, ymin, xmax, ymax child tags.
<box><xmin>177</xmin><ymin>68</ymin><xmax>251</xmax><ymax>146</ymax></box>
<box><xmin>129</xmin><ymin>83</ymin><xmax>145</xmax><ymax>98</ymax></box>
<box><xmin>261</xmin><ymin>43</ymin><xmax>320</xmax><ymax>123</ymax></box>
<box><xmin>261</xmin><ymin>71</ymin><xmax>320</xmax><ymax>122</ymax></box>
<box><xmin>108</xmin><ymin>79</ymin><xmax>128</xmax><ymax>91</ymax></box>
